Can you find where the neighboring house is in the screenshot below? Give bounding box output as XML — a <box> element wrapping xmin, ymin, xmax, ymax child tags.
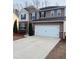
<box><xmin>19</xmin><ymin>6</ymin><xmax>38</xmax><ymax>35</ymax></box>
<box><xmin>19</xmin><ymin>8</ymin><xmax>29</xmax><ymax>34</ymax></box>
<box><xmin>32</xmin><ymin>6</ymin><xmax>66</xmax><ymax>39</ymax></box>
<box><xmin>13</xmin><ymin>9</ymin><xmax>19</xmax><ymax>30</ymax></box>
<box><xmin>24</xmin><ymin>6</ymin><xmax>39</xmax><ymax>21</ymax></box>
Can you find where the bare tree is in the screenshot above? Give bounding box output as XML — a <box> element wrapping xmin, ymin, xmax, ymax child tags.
<box><xmin>25</xmin><ymin>0</ymin><xmax>29</xmax><ymax>8</ymax></box>
<box><xmin>41</xmin><ymin>1</ymin><xmax>44</xmax><ymax>8</ymax></box>
<box><xmin>16</xmin><ymin>3</ymin><xmax>23</xmax><ymax>11</ymax></box>
<box><xmin>20</xmin><ymin>4</ymin><xmax>23</xmax><ymax>9</ymax></box>
<box><xmin>55</xmin><ymin>2</ymin><xmax>59</xmax><ymax>6</ymax></box>
<box><xmin>13</xmin><ymin>3</ymin><xmax>24</xmax><ymax>12</ymax></box>
<box><xmin>32</xmin><ymin>0</ymin><xmax>40</xmax><ymax>8</ymax></box>
<box><xmin>44</xmin><ymin>0</ymin><xmax>48</xmax><ymax>7</ymax></box>
<box><xmin>41</xmin><ymin>0</ymin><xmax>48</xmax><ymax>8</ymax></box>
<box><xmin>16</xmin><ymin>4</ymin><xmax>20</xmax><ymax>11</ymax></box>
<box><xmin>44</xmin><ymin>0</ymin><xmax>47</xmax><ymax>7</ymax></box>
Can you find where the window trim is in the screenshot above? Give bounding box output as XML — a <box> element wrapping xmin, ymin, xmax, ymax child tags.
<box><xmin>40</xmin><ymin>11</ymin><xmax>45</xmax><ymax>18</ymax></box>
<box><xmin>21</xmin><ymin>14</ymin><xmax>26</xmax><ymax>20</ymax></box>
<box><xmin>31</xmin><ymin>12</ymin><xmax>36</xmax><ymax>20</ymax></box>
<box><xmin>51</xmin><ymin>10</ymin><xmax>54</xmax><ymax>16</ymax></box>
<box><xmin>57</xmin><ymin>9</ymin><xmax>61</xmax><ymax>16</ymax></box>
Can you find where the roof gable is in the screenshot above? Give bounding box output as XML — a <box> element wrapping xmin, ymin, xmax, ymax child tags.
<box><xmin>24</xmin><ymin>6</ymin><xmax>39</xmax><ymax>13</ymax></box>
<box><xmin>19</xmin><ymin>8</ymin><xmax>29</xmax><ymax>14</ymax></box>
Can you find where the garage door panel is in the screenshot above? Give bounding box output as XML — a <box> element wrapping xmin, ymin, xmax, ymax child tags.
<box><xmin>35</xmin><ymin>25</ymin><xmax>59</xmax><ymax>38</ymax></box>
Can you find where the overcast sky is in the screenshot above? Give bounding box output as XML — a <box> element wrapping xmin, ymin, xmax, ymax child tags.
<box><xmin>13</xmin><ymin>0</ymin><xmax>66</xmax><ymax>9</ymax></box>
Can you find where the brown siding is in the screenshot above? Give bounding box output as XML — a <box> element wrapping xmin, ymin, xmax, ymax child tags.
<box><xmin>59</xmin><ymin>22</ymin><xmax>64</xmax><ymax>39</ymax></box>
<box><xmin>46</xmin><ymin>11</ymin><xmax>51</xmax><ymax>17</ymax></box>
<box><xmin>61</xmin><ymin>9</ymin><xmax>65</xmax><ymax>16</ymax></box>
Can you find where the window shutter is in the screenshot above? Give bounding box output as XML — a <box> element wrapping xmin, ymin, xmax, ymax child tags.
<box><xmin>39</xmin><ymin>12</ymin><xmax>41</xmax><ymax>17</ymax></box>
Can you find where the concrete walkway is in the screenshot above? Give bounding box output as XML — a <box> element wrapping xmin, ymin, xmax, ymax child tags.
<box><xmin>13</xmin><ymin>36</ymin><xmax>60</xmax><ymax>59</ymax></box>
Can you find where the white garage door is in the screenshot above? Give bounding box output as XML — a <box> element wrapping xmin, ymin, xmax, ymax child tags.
<box><xmin>35</xmin><ymin>25</ymin><xmax>60</xmax><ymax>38</ymax></box>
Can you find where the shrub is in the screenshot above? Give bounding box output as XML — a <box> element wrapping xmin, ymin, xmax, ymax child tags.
<box><xmin>13</xmin><ymin>20</ymin><xmax>17</xmax><ymax>33</ymax></box>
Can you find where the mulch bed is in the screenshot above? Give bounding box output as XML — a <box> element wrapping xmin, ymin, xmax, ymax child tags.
<box><xmin>13</xmin><ymin>33</ymin><xmax>25</xmax><ymax>41</ymax></box>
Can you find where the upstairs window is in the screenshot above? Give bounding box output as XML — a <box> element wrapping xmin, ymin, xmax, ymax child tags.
<box><xmin>57</xmin><ymin>10</ymin><xmax>61</xmax><ymax>16</ymax></box>
<box><xmin>46</xmin><ymin>11</ymin><xmax>51</xmax><ymax>17</ymax></box>
<box><xmin>31</xmin><ymin>12</ymin><xmax>36</xmax><ymax>20</ymax></box>
<box><xmin>51</xmin><ymin>10</ymin><xmax>54</xmax><ymax>16</ymax></box>
<box><xmin>36</xmin><ymin>12</ymin><xmax>39</xmax><ymax>19</ymax></box>
<box><xmin>40</xmin><ymin>11</ymin><xmax>45</xmax><ymax>18</ymax></box>
<box><xmin>21</xmin><ymin>14</ymin><xmax>26</xmax><ymax>19</ymax></box>
<box><xmin>51</xmin><ymin>10</ymin><xmax>57</xmax><ymax>16</ymax></box>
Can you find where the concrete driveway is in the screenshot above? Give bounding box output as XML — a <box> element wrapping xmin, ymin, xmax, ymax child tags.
<box><xmin>13</xmin><ymin>36</ymin><xmax>60</xmax><ymax>59</ymax></box>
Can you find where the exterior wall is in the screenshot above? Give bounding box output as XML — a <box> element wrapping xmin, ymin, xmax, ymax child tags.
<box><xmin>32</xmin><ymin>6</ymin><xmax>65</xmax><ymax>39</ymax></box>
<box><xmin>46</xmin><ymin>11</ymin><xmax>51</xmax><ymax>17</ymax></box>
<box><xmin>33</xmin><ymin>22</ymin><xmax>64</xmax><ymax>39</ymax></box>
<box><xmin>19</xmin><ymin>9</ymin><xmax>29</xmax><ymax>22</ymax></box>
<box><xmin>19</xmin><ymin>21</ymin><xmax>28</xmax><ymax>35</ymax></box>
<box><xmin>31</xmin><ymin>12</ymin><xmax>37</xmax><ymax>21</ymax></box>
<box><xmin>29</xmin><ymin>13</ymin><xmax>32</xmax><ymax>21</ymax></box>
<box><xmin>38</xmin><ymin>8</ymin><xmax>65</xmax><ymax>19</ymax></box>
<box><xmin>60</xmin><ymin>22</ymin><xmax>64</xmax><ymax>39</ymax></box>
<box><xmin>64</xmin><ymin>21</ymin><xmax>66</xmax><ymax>32</ymax></box>
<box><xmin>61</xmin><ymin>8</ymin><xmax>65</xmax><ymax>16</ymax></box>
<box><xmin>36</xmin><ymin>12</ymin><xmax>39</xmax><ymax>19</ymax></box>
<box><xmin>13</xmin><ymin>13</ymin><xmax>19</xmax><ymax>30</ymax></box>
<box><xmin>63</xmin><ymin>21</ymin><xmax>66</xmax><ymax>39</ymax></box>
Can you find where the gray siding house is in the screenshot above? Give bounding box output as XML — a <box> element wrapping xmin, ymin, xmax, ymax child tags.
<box><xmin>18</xmin><ymin>6</ymin><xmax>66</xmax><ymax>39</ymax></box>
<box><xmin>32</xmin><ymin>6</ymin><xmax>66</xmax><ymax>39</ymax></box>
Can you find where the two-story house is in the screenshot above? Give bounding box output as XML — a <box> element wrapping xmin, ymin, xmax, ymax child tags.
<box><xmin>18</xmin><ymin>6</ymin><xmax>66</xmax><ymax>39</ymax></box>
<box><xmin>32</xmin><ymin>6</ymin><xmax>66</xmax><ymax>39</ymax></box>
